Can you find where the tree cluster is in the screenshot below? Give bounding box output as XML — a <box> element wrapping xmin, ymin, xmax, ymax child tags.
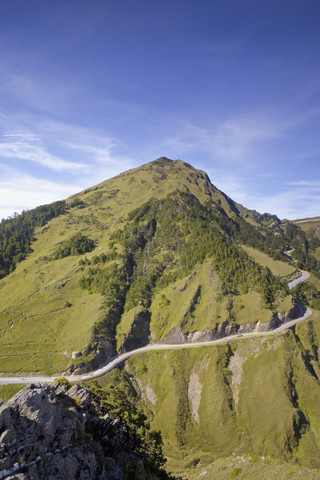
<box><xmin>0</xmin><ymin>201</ymin><xmax>66</xmax><ymax>278</ymax></box>
<box><xmin>53</xmin><ymin>233</ymin><xmax>95</xmax><ymax>259</ymax></box>
<box><xmin>89</xmin><ymin>381</ymin><xmax>172</xmax><ymax>478</ymax></box>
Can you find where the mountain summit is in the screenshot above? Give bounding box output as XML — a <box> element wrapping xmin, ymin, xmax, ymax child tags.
<box><xmin>72</xmin><ymin>157</ymin><xmax>278</xmax><ymax>226</ymax></box>
<box><xmin>0</xmin><ymin>158</ymin><xmax>318</xmax><ymax>376</ymax></box>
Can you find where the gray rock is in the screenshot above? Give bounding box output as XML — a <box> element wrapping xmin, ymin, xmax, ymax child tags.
<box><xmin>0</xmin><ymin>383</ymin><xmax>168</xmax><ymax>480</ymax></box>
<box><xmin>6</xmin><ymin>475</ymin><xmax>27</xmax><ymax>480</ymax></box>
<box><xmin>0</xmin><ymin>454</ymin><xmax>12</xmax><ymax>469</ymax></box>
<box><xmin>71</xmin><ymin>351</ymin><xmax>81</xmax><ymax>359</ymax></box>
<box><xmin>0</xmin><ymin>428</ymin><xmax>15</xmax><ymax>443</ymax></box>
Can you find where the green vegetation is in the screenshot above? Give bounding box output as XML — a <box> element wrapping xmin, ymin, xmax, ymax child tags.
<box><xmin>120</xmin><ymin>315</ymin><xmax>320</xmax><ymax>473</ymax></box>
<box><xmin>0</xmin><ymin>242</ymin><xmax>104</xmax><ymax>374</ymax></box>
<box><xmin>149</xmin><ymin>261</ymin><xmax>292</xmax><ymax>341</ymax></box>
<box><xmin>0</xmin><ymin>383</ymin><xmax>24</xmax><ymax>403</ymax></box>
<box><xmin>241</xmin><ymin>245</ymin><xmax>296</xmax><ymax>277</ymax></box>
<box><xmin>89</xmin><ymin>381</ymin><xmax>173</xmax><ymax>479</ymax></box>
<box><xmin>1</xmin><ymin>158</ymin><xmax>317</xmax><ymax>375</ymax></box>
<box><xmin>171</xmin><ymin>454</ymin><xmax>320</xmax><ymax>479</ymax></box>
<box><xmin>52</xmin><ymin>233</ymin><xmax>95</xmax><ymax>259</ymax></box>
<box><xmin>283</xmin><ymin>223</ymin><xmax>320</xmax><ymax>278</ymax></box>
<box><xmin>0</xmin><ymin>200</ymin><xmax>66</xmax><ymax>277</ymax></box>
<box><xmin>0</xmin><ymin>158</ymin><xmax>320</xmax><ymax>477</ymax></box>
<box><xmin>79</xmin><ymin>191</ymin><xmax>289</xmax><ymax>348</ymax></box>
<box><xmin>291</xmin><ymin>282</ymin><xmax>320</xmax><ymax>310</ymax></box>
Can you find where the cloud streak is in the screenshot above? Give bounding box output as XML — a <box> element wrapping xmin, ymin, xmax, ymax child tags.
<box><xmin>0</xmin><ymin>132</ymin><xmax>87</xmax><ymax>171</ymax></box>
<box><xmin>247</xmin><ymin>188</ymin><xmax>320</xmax><ymax>220</ymax></box>
<box><xmin>166</xmin><ymin>113</ymin><xmax>282</xmax><ymax>164</ymax></box>
<box><xmin>0</xmin><ymin>119</ymin><xmax>136</xmax><ymax>220</ymax></box>
<box><xmin>0</xmin><ymin>165</ymin><xmax>80</xmax><ymax>220</ymax></box>
<box><xmin>166</xmin><ymin>105</ymin><xmax>320</xmax><ymax>168</ymax></box>
<box><xmin>287</xmin><ymin>180</ymin><xmax>320</xmax><ymax>187</ymax></box>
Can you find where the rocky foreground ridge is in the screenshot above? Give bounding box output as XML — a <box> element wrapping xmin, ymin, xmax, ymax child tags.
<box><xmin>0</xmin><ymin>383</ymin><xmax>171</xmax><ymax>480</ymax></box>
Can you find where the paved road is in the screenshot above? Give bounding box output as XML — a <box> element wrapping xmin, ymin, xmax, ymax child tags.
<box><xmin>0</xmin><ymin>305</ymin><xmax>313</xmax><ymax>385</ymax></box>
<box><xmin>294</xmin><ymin>218</ymin><xmax>320</xmax><ymax>224</ymax></box>
<box><xmin>0</xmin><ymin>255</ymin><xmax>314</xmax><ymax>385</ymax></box>
<box><xmin>288</xmin><ymin>270</ymin><xmax>310</xmax><ymax>289</ymax></box>
<box><xmin>284</xmin><ymin>248</ymin><xmax>310</xmax><ymax>289</ymax></box>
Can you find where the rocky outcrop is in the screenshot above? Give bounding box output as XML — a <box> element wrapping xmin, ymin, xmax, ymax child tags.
<box><xmin>255</xmin><ymin>301</ymin><xmax>301</xmax><ymax>333</ymax></box>
<box><xmin>0</xmin><ymin>383</ymin><xmax>169</xmax><ymax>480</ymax></box>
<box><xmin>162</xmin><ymin>301</ymin><xmax>302</xmax><ymax>344</ymax></box>
<box><xmin>162</xmin><ymin>321</ymin><xmax>237</xmax><ymax>344</ymax></box>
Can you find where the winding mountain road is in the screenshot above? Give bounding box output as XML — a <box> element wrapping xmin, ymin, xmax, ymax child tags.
<box><xmin>0</xmin><ymin>263</ymin><xmax>313</xmax><ymax>385</ymax></box>
<box><xmin>284</xmin><ymin>248</ymin><xmax>310</xmax><ymax>288</ymax></box>
<box><xmin>288</xmin><ymin>270</ymin><xmax>310</xmax><ymax>289</ymax></box>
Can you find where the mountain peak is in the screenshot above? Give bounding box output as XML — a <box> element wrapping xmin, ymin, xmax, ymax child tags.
<box><xmin>71</xmin><ymin>157</ymin><xmax>222</xmax><ymax>219</ymax></box>
<box><xmin>149</xmin><ymin>157</ymin><xmax>193</xmax><ymax>170</ymax></box>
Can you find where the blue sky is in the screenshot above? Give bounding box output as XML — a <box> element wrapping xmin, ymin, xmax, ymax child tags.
<box><xmin>0</xmin><ymin>0</ymin><xmax>319</xmax><ymax>220</ymax></box>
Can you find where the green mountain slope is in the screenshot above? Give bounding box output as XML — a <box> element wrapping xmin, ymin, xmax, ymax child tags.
<box><xmin>0</xmin><ymin>157</ymin><xmax>319</xmax><ymax>376</ymax></box>
<box><xmin>293</xmin><ymin>217</ymin><xmax>320</xmax><ymax>263</ymax></box>
<box><xmin>1</xmin><ymin>157</ymin><xmax>320</xmax><ymax>476</ymax></box>
<box><xmin>95</xmin><ymin>316</ymin><xmax>320</xmax><ymax>475</ymax></box>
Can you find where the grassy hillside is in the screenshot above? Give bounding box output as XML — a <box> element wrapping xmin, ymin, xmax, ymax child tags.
<box><xmin>147</xmin><ymin>260</ymin><xmax>291</xmax><ymax>341</ymax></box>
<box><xmin>112</xmin><ymin>309</ymin><xmax>320</xmax><ymax>472</ymax></box>
<box><xmin>241</xmin><ymin>245</ymin><xmax>296</xmax><ymax>277</ymax></box>
<box><xmin>293</xmin><ymin>218</ymin><xmax>320</xmax><ymax>263</ymax></box>
<box><xmin>0</xmin><ymin>218</ymin><xmax>104</xmax><ymax>374</ymax></box>
<box><xmin>172</xmin><ymin>455</ymin><xmax>320</xmax><ymax>479</ymax></box>
<box><xmin>0</xmin><ymin>155</ymin><xmax>319</xmax><ymax>479</ymax></box>
<box><xmin>70</xmin><ymin>157</ymin><xmax>240</xmax><ymax>220</ymax></box>
<box><xmin>0</xmin><ymin>158</ymin><xmax>318</xmax><ymax>376</ymax></box>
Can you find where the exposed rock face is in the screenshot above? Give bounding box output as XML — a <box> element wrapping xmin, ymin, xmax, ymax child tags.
<box><xmin>187</xmin><ymin>373</ymin><xmax>202</xmax><ymax>424</ymax></box>
<box><xmin>0</xmin><ymin>383</ymin><xmax>165</xmax><ymax>480</ymax></box>
<box><xmin>255</xmin><ymin>301</ymin><xmax>302</xmax><ymax>333</ymax></box>
<box><xmin>229</xmin><ymin>352</ymin><xmax>244</xmax><ymax>406</ymax></box>
<box><xmin>162</xmin><ymin>301</ymin><xmax>302</xmax><ymax>344</ymax></box>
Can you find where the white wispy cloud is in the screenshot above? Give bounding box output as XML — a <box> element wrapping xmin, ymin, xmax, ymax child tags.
<box><xmin>0</xmin><ymin>119</ymin><xmax>136</xmax><ymax>220</ymax></box>
<box><xmin>0</xmin><ymin>165</ymin><xmax>80</xmax><ymax>220</ymax></box>
<box><xmin>0</xmin><ymin>64</ymin><xmax>78</xmax><ymax>116</ymax></box>
<box><xmin>0</xmin><ymin>132</ymin><xmax>87</xmax><ymax>171</ymax></box>
<box><xmin>208</xmin><ymin>118</ymin><xmax>281</xmax><ymax>163</ymax></box>
<box><xmin>166</xmin><ymin>106</ymin><xmax>320</xmax><ymax>168</ymax></box>
<box><xmin>165</xmin><ymin>118</ymin><xmax>279</xmax><ymax>170</ymax></box>
<box><xmin>37</xmin><ymin>121</ymin><xmax>135</xmax><ymax>180</ymax></box>
<box><xmin>243</xmin><ymin>186</ymin><xmax>320</xmax><ymax>220</ymax></box>
<box><xmin>287</xmin><ymin>180</ymin><xmax>320</xmax><ymax>187</ymax></box>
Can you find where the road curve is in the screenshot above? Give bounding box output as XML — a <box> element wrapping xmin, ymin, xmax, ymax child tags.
<box><xmin>288</xmin><ymin>270</ymin><xmax>310</xmax><ymax>289</ymax></box>
<box><xmin>284</xmin><ymin>248</ymin><xmax>310</xmax><ymax>289</ymax></box>
<box><xmin>0</xmin><ymin>265</ymin><xmax>314</xmax><ymax>385</ymax></box>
